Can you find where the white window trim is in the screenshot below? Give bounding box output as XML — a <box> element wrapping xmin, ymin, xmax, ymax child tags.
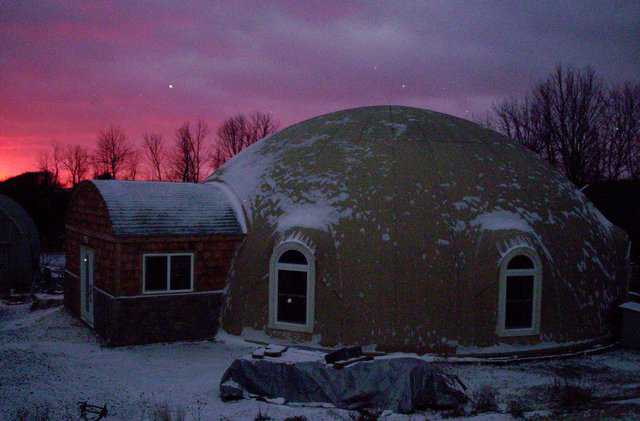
<box><xmin>79</xmin><ymin>246</ymin><xmax>95</xmax><ymax>327</ymax></box>
<box><xmin>142</xmin><ymin>252</ymin><xmax>194</xmax><ymax>294</ymax></box>
<box><xmin>497</xmin><ymin>247</ymin><xmax>542</xmax><ymax>337</ymax></box>
<box><xmin>268</xmin><ymin>242</ymin><xmax>315</xmax><ymax>333</ymax></box>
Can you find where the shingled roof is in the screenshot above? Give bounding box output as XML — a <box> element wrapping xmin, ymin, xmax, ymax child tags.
<box><xmin>91</xmin><ymin>180</ymin><xmax>242</xmax><ymax>237</ymax></box>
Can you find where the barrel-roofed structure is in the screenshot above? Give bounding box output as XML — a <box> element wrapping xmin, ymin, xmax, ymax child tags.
<box><xmin>209</xmin><ymin>105</ymin><xmax>629</xmax><ymax>355</ymax></box>
<box><xmin>0</xmin><ymin>194</ymin><xmax>40</xmax><ymax>294</ymax></box>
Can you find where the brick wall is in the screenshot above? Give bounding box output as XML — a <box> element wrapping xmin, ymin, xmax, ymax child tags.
<box><xmin>66</xmin><ymin>181</ymin><xmax>113</xmax><ymax>235</ymax></box>
<box><xmin>94</xmin><ymin>289</ymin><xmax>224</xmax><ymax>345</ymax></box>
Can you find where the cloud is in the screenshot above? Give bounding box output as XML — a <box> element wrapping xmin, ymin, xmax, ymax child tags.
<box><xmin>0</xmin><ymin>0</ymin><xmax>638</xmax><ymax>177</ymax></box>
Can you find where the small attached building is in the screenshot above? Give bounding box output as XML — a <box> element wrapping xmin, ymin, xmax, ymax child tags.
<box><xmin>0</xmin><ymin>194</ymin><xmax>40</xmax><ymax>295</ymax></box>
<box><xmin>65</xmin><ymin>180</ymin><xmax>243</xmax><ymax>345</ymax></box>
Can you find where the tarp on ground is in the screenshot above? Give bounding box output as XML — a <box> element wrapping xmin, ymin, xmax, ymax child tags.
<box><xmin>220</xmin><ymin>355</ymin><xmax>468</xmax><ymax>414</ymax></box>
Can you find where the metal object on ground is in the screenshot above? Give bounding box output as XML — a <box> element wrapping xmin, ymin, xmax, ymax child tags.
<box><xmin>78</xmin><ymin>401</ymin><xmax>108</xmax><ymax>420</ymax></box>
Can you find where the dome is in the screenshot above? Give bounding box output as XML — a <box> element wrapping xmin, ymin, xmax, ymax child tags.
<box><xmin>207</xmin><ymin>105</ymin><xmax>629</xmax><ymax>355</ymax></box>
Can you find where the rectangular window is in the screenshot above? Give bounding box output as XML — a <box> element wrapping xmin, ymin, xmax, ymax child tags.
<box><xmin>277</xmin><ymin>269</ymin><xmax>307</xmax><ymax>325</ymax></box>
<box><xmin>143</xmin><ymin>253</ymin><xmax>193</xmax><ymax>293</ymax></box>
<box><xmin>505</xmin><ymin>275</ymin><xmax>534</xmax><ymax>329</ymax></box>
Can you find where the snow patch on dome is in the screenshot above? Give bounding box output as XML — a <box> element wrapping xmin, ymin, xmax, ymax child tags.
<box><xmin>586</xmin><ymin>201</ymin><xmax>614</xmax><ymax>236</ymax></box>
<box><xmin>276</xmin><ymin>203</ymin><xmax>338</xmax><ymax>232</ymax></box>
<box><xmin>383</xmin><ymin>121</ymin><xmax>407</xmax><ymax>136</ymax></box>
<box><xmin>470</xmin><ymin>210</ymin><xmax>534</xmax><ymax>233</ymax></box>
<box><xmin>323</xmin><ymin>116</ymin><xmax>351</xmax><ymax>125</ymax></box>
<box><xmin>206</xmin><ymin>134</ymin><xmax>280</xmax><ymax>218</ymax></box>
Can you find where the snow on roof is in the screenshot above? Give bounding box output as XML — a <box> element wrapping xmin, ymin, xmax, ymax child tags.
<box><xmin>620</xmin><ymin>301</ymin><xmax>640</xmax><ymax>312</ymax></box>
<box><xmin>91</xmin><ymin>180</ymin><xmax>242</xmax><ymax>237</ymax></box>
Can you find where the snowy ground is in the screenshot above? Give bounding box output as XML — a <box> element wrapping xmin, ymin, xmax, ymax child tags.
<box><xmin>39</xmin><ymin>253</ymin><xmax>65</xmax><ymax>278</ymax></box>
<box><xmin>1</xmin><ymin>302</ymin><xmax>640</xmax><ymax>420</ymax></box>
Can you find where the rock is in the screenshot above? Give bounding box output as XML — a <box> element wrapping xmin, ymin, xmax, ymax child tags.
<box><xmin>220</xmin><ymin>379</ymin><xmax>245</xmax><ymax>401</ymax></box>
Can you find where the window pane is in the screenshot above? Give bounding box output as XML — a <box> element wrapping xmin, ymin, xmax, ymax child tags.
<box><xmin>506</xmin><ymin>300</ymin><xmax>533</xmax><ymax>329</ymax></box>
<box><xmin>505</xmin><ymin>275</ymin><xmax>534</xmax><ymax>329</ymax></box>
<box><xmin>279</xmin><ymin>250</ymin><xmax>308</xmax><ymax>265</ymax></box>
<box><xmin>0</xmin><ymin>246</ymin><xmax>8</xmax><ymax>271</ymax></box>
<box><xmin>507</xmin><ymin>255</ymin><xmax>534</xmax><ymax>270</ymax></box>
<box><xmin>506</xmin><ymin>275</ymin><xmax>534</xmax><ymax>301</ymax></box>
<box><xmin>170</xmin><ymin>255</ymin><xmax>192</xmax><ymax>290</ymax></box>
<box><xmin>278</xmin><ymin>269</ymin><xmax>307</xmax><ymax>296</ymax></box>
<box><xmin>145</xmin><ymin>256</ymin><xmax>168</xmax><ymax>291</ymax></box>
<box><xmin>277</xmin><ymin>269</ymin><xmax>307</xmax><ymax>324</ymax></box>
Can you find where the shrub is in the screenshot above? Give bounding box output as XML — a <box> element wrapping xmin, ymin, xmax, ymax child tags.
<box><xmin>150</xmin><ymin>402</ymin><xmax>185</xmax><ymax>421</ymax></box>
<box><xmin>551</xmin><ymin>376</ymin><xmax>594</xmax><ymax>408</ymax></box>
<box><xmin>507</xmin><ymin>399</ymin><xmax>527</xmax><ymax>418</ymax></box>
<box><xmin>254</xmin><ymin>410</ymin><xmax>272</xmax><ymax>421</ymax></box>
<box><xmin>472</xmin><ymin>385</ymin><xmax>499</xmax><ymax>414</ymax></box>
<box><xmin>14</xmin><ymin>403</ymin><xmax>51</xmax><ymax>421</ymax></box>
<box><xmin>349</xmin><ymin>409</ymin><xmax>382</xmax><ymax>421</ymax></box>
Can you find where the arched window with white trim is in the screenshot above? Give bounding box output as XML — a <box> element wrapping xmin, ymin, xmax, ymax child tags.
<box><xmin>269</xmin><ymin>242</ymin><xmax>315</xmax><ymax>332</ymax></box>
<box><xmin>497</xmin><ymin>248</ymin><xmax>542</xmax><ymax>337</ymax></box>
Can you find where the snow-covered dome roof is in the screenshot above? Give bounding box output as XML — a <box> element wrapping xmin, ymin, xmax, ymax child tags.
<box><xmin>207</xmin><ymin>105</ymin><xmax>614</xmax><ymax>245</ymax></box>
<box><xmin>209</xmin><ymin>105</ymin><xmax>628</xmax><ymax>354</ymax></box>
<box><xmin>91</xmin><ymin>180</ymin><xmax>242</xmax><ymax>236</ymax></box>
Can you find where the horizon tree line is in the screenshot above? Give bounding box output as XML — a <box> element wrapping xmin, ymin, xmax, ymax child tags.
<box><xmin>33</xmin><ymin>64</ymin><xmax>640</xmax><ymax>189</ymax></box>
<box><xmin>485</xmin><ymin>64</ymin><xmax>640</xmax><ymax>188</ymax></box>
<box><xmin>36</xmin><ymin>111</ymin><xmax>278</xmax><ymax>187</ymax></box>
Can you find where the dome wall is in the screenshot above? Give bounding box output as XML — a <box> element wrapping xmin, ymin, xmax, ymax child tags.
<box><xmin>210</xmin><ymin>105</ymin><xmax>629</xmax><ymax>354</ymax></box>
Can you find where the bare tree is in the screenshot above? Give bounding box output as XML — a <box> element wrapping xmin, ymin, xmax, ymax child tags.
<box><xmin>143</xmin><ymin>133</ymin><xmax>165</xmax><ymax>180</ymax></box>
<box><xmin>191</xmin><ymin>120</ymin><xmax>209</xmax><ymax>182</ymax></box>
<box><xmin>215</xmin><ymin>114</ymin><xmax>248</xmax><ymax>162</ymax></box>
<box><xmin>61</xmin><ymin>145</ymin><xmax>91</xmax><ymax>186</ymax></box>
<box><xmin>488</xmin><ymin>65</ymin><xmax>634</xmax><ymax>187</ymax></box>
<box><xmin>170</xmin><ymin>120</ymin><xmax>210</xmax><ymax>182</ymax></box>
<box><xmin>95</xmin><ymin>126</ymin><xmax>133</xmax><ymax>179</ymax></box>
<box><xmin>123</xmin><ymin>149</ymin><xmax>141</xmax><ymax>180</ymax></box>
<box><xmin>213</xmin><ymin>112</ymin><xmax>278</xmax><ymax>168</ymax></box>
<box><xmin>250</xmin><ymin>111</ymin><xmax>279</xmax><ymax>141</ymax></box>
<box><xmin>602</xmin><ymin>82</ymin><xmax>640</xmax><ymax>180</ymax></box>
<box><xmin>37</xmin><ymin>142</ymin><xmax>63</xmax><ymax>186</ymax></box>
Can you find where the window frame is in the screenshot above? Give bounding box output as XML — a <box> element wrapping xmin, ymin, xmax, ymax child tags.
<box><xmin>268</xmin><ymin>242</ymin><xmax>315</xmax><ymax>333</ymax></box>
<box><xmin>629</xmin><ymin>262</ymin><xmax>640</xmax><ymax>297</ymax></box>
<box><xmin>142</xmin><ymin>252</ymin><xmax>194</xmax><ymax>294</ymax></box>
<box><xmin>497</xmin><ymin>247</ymin><xmax>542</xmax><ymax>337</ymax></box>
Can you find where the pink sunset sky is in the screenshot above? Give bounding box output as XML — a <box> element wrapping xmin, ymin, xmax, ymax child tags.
<box><xmin>1</xmin><ymin>1</ymin><xmax>638</xmax><ymax>180</ymax></box>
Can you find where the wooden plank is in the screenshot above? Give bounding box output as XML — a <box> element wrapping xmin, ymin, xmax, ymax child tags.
<box><xmin>252</xmin><ymin>348</ymin><xmax>265</xmax><ymax>359</ymax></box>
<box><xmin>264</xmin><ymin>345</ymin><xmax>288</xmax><ymax>357</ymax></box>
<box><xmin>333</xmin><ymin>355</ymin><xmax>373</xmax><ymax>369</ymax></box>
<box><xmin>324</xmin><ymin>346</ymin><xmax>362</xmax><ymax>364</ymax></box>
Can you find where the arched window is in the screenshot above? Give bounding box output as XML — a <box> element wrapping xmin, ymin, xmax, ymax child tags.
<box><xmin>269</xmin><ymin>242</ymin><xmax>315</xmax><ymax>332</ymax></box>
<box><xmin>497</xmin><ymin>248</ymin><xmax>542</xmax><ymax>337</ymax></box>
